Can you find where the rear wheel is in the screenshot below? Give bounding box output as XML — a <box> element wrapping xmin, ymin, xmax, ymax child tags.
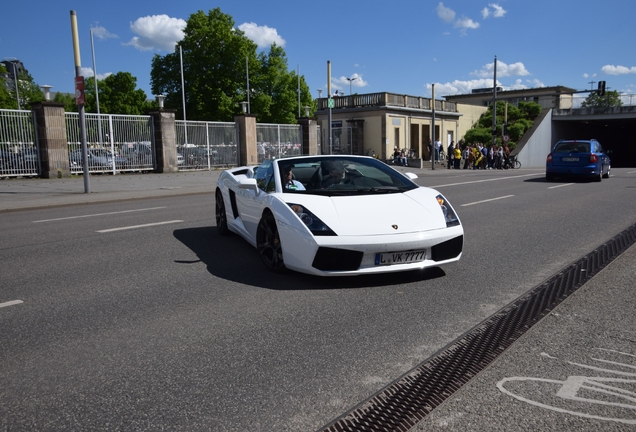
<box><xmin>215</xmin><ymin>189</ymin><xmax>229</xmax><ymax>235</ymax></box>
<box><xmin>546</xmin><ymin>173</ymin><xmax>554</xmax><ymax>182</ymax></box>
<box><xmin>513</xmin><ymin>159</ymin><xmax>522</xmax><ymax>169</ymax></box>
<box><xmin>257</xmin><ymin>212</ymin><xmax>287</xmax><ymax>273</ymax></box>
<box><xmin>594</xmin><ymin>170</ymin><xmax>602</xmax><ymax>182</ymax></box>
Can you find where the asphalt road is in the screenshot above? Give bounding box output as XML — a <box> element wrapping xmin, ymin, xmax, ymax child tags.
<box><xmin>1</xmin><ymin>168</ymin><xmax>635</xmax><ymax>431</ymax></box>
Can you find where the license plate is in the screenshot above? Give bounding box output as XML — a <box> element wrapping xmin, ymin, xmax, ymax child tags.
<box><xmin>562</xmin><ymin>157</ymin><xmax>579</xmax><ymax>162</ymax></box>
<box><xmin>375</xmin><ymin>250</ymin><xmax>426</xmax><ymax>266</ymax></box>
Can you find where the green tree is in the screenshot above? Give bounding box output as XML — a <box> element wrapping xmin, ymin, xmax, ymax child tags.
<box><xmin>463</xmin><ymin>100</ymin><xmax>542</xmax><ymax>150</ymax></box>
<box><xmin>84</xmin><ymin>72</ymin><xmax>150</xmax><ymax>114</ymax></box>
<box><xmin>150</xmin><ymin>8</ymin><xmax>314</xmax><ymax>123</ymax></box>
<box><xmin>52</xmin><ymin>92</ymin><xmax>78</xmax><ymax>112</ymax></box>
<box><xmin>0</xmin><ymin>64</ymin><xmax>15</xmax><ymax>109</ymax></box>
<box><xmin>0</xmin><ymin>65</ymin><xmax>44</xmax><ymax>109</ymax></box>
<box><xmin>581</xmin><ymin>90</ymin><xmax>622</xmax><ymax>108</ymax></box>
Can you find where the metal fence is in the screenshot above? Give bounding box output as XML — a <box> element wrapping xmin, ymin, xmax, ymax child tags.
<box><xmin>256</xmin><ymin>123</ymin><xmax>303</xmax><ymax>163</ymax></box>
<box><xmin>65</xmin><ymin>113</ymin><xmax>154</xmax><ymax>174</ymax></box>
<box><xmin>176</xmin><ymin>120</ymin><xmax>238</xmax><ymax>170</ymax></box>
<box><xmin>0</xmin><ymin>109</ymin><xmax>38</xmax><ymax>178</ymax></box>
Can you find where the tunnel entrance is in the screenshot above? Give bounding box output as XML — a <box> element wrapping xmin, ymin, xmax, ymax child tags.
<box><xmin>553</xmin><ymin>117</ymin><xmax>636</xmax><ymax>168</ymax></box>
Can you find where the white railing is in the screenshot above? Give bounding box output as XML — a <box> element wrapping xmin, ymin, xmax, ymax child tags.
<box><xmin>176</xmin><ymin>120</ymin><xmax>238</xmax><ymax>170</ymax></box>
<box><xmin>0</xmin><ymin>109</ymin><xmax>38</xmax><ymax>178</ymax></box>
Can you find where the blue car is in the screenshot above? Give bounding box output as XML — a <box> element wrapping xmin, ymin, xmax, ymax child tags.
<box><xmin>546</xmin><ymin>139</ymin><xmax>611</xmax><ymax>182</ymax></box>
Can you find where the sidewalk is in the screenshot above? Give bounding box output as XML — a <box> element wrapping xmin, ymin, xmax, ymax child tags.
<box><xmin>0</xmin><ymin>171</ymin><xmax>222</xmax><ymax>212</ymax></box>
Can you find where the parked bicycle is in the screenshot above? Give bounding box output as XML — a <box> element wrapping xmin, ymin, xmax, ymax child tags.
<box><xmin>503</xmin><ymin>155</ymin><xmax>521</xmax><ymax>169</ymax></box>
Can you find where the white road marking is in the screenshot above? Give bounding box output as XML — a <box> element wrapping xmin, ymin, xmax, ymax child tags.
<box><xmin>548</xmin><ymin>183</ymin><xmax>575</xmax><ymax>189</ymax></box>
<box><xmin>461</xmin><ymin>195</ymin><xmax>514</xmax><ymax>207</ymax></box>
<box><xmin>33</xmin><ymin>207</ymin><xmax>167</xmax><ymax>223</ymax></box>
<box><xmin>0</xmin><ymin>300</ymin><xmax>23</xmax><ymax>308</ymax></box>
<box><xmin>626</xmin><ymin>170</ymin><xmax>636</xmax><ymax>174</ymax></box>
<box><xmin>431</xmin><ymin>172</ymin><xmax>544</xmax><ymax>188</ymax></box>
<box><xmin>97</xmin><ymin>220</ymin><xmax>183</xmax><ymax>233</ymax></box>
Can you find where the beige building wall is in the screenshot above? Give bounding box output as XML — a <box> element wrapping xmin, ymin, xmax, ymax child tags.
<box><xmin>457</xmin><ymin>103</ymin><xmax>489</xmax><ymax>146</ymax></box>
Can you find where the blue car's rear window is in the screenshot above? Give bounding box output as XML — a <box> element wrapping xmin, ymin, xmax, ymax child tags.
<box><xmin>554</xmin><ymin>142</ymin><xmax>590</xmax><ymax>153</ymax></box>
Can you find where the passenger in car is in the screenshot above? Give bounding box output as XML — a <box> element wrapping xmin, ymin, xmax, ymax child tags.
<box><xmin>320</xmin><ymin>161</ymin><xmax>347</xmax><ymax>188</ymax></box>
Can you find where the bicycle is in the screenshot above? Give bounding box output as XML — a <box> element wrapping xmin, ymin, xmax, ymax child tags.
<box><xmin>503</xmin><ymin>155</ymin><xmax>521</xmax><ymax>169</ymax></box>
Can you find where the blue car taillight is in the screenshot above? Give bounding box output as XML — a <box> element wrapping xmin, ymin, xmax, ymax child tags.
<box><xmin>436</xmin><ymin>194</ymin><xmax>460</xmax><ymax>227</ymax></box>
<box><xmin>287</xmin><ymin>204</ymin><xmax>337</xmax><ymax>236</ymax></box>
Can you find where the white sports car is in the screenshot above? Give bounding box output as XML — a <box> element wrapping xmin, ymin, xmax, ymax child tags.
<box><xmin>215</xmin><ymin>155</ymin><xmax>463</xmax><ymax>276</ymax></box>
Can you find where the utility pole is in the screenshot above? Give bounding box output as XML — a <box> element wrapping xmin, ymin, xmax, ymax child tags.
<box><xmin>431</xmin><ymin>84</ymin><xmax>435</xmax><ymax>171</ymax></box>
<box><xmin>492</xmin><ymin>56</ymin><xmax>497</xmax><ymax>149</ymax></box>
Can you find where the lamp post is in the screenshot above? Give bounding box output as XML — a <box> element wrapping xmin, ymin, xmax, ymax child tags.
<box><xmin>304</xmin><ymin>106</ymin><xmax>310</xmax><ymax>117</ymax></box>
<box><xmin>240</xmin><ymin>101</ymin><xmax>248</xmax><ymax>114</ymax></box>
<box><xmin>156</xmin><ymin>94</ymin><xmax>165</xmax><ymax>109</ymax></box>
<box><xmin>346</xmin><ymin>76</ymin><xmax>357</xmax><ymax>95</ymax></box>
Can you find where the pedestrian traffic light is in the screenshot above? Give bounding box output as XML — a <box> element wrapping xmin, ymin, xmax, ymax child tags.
<box><xmin>597</xmin><ymin>81</ymin><xmax>606</xmax><ymax>97</ymax></box>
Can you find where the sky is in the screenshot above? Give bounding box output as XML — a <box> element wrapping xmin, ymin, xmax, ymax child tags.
<box><xmin>2</xmin><ymin>0</ymin><xmax>636</xmax><ymax>102</ymax></box>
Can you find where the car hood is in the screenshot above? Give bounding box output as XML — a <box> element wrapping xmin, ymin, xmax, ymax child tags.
<box><xmin>281</xmin><ymin>188</ymin><xmax>447</xmax><ymax>236</ymax></box>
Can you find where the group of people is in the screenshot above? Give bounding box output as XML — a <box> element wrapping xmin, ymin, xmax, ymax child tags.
<box><xmin>446</xmin><ymin>141</ymin><xmax>512</xmax><ymax>170</ymax></box>
<box><xmin>392</xmin><ymin>148</ymin><xmax>408</xmax><ymax>166</ymax></box>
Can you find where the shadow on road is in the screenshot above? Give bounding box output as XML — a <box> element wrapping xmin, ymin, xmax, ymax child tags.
<box><xmin>173</xmin><ymin>226</ymin><xmax>446</xmax><ymax>290</ymax></box>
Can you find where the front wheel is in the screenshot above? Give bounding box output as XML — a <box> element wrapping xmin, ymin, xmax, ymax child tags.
<box><xmin>513</xmin><ymin>159</ymin><xmax>521</xmax><ymax>169</ymax></box>
<box><xmin>257</xmin><ymin>212</ymin><xmax>287</xmax><ymax>273</ymax></box>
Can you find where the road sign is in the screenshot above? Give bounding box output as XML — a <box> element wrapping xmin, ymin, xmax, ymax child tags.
<box><xmin>503</xmin><ymin>135</ymin><xmax>510</xmax><ymax>143</ymax></box>
<box><xmin>327</xmin><ymin>98</ymin><xmax>334</xmax><ymax>108</ymax></box>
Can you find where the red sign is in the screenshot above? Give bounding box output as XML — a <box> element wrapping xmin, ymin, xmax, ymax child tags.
<box><xmin>74</xmin><ymin>76</ymin><xmax>85</xmax><ymax>105</ymax></box>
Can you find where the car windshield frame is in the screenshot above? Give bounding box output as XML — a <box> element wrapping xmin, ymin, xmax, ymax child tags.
<box><xmin>274</xmin><ymin>156</ymin><xmax>419</xmax><ymax>196</ymax></box>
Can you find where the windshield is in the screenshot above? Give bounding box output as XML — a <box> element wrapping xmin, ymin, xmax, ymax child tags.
<box><xmin>554</xmin><ymin>142</ymin><xmax>590</xmax><ymax>153</ymax></box>
<box><xmin>275</xmin><ymin>156</ymin><xmax>418</xmax><ymax>196</ymax></box>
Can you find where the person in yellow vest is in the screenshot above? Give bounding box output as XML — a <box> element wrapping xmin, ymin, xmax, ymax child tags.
<box><xmin>453</xmin><ymin>145</ymin><xmax>461</xmax><ymax>169</ymax></box>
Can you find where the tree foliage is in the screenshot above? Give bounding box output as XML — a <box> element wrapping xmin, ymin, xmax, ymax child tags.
<box><xmin>581</xmin><ymin>90</ymin><xmax>622</xmax><ymax>108</ymax></box>
<box><xmin>52</xmin><ymin>92</ymin><xmax>78</xmax><ymax>112</ymax></box>
<box><xmin>84</xmin><ymin>72</ymin><xmax>151</xmax><ymax>114</ymax></box>
<box><xmin>463</xmin><ymin>100</ymin><xmax>542</xmax><ymax>150</ymax></box>
<box><xmin>0</xmin><ymin>64</ymin><xmax>44</xmax><ymax>109</ymax></box>
<box><xmin>150</xmin><ymin>8</ymin><xmax>313</xmax><ymax>123</ymax></box>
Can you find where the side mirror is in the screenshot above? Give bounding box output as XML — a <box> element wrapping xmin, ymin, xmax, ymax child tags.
<box><xmin>405</xmin><ymin>172</ymin><xmax>418</xmax><ymax>180</ymax></box>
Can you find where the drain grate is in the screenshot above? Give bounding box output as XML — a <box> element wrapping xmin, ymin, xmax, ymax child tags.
<box><xmin>320</xmin><ymin>223</ymin><xmax>636</xmax><ymax>432</ymax></box>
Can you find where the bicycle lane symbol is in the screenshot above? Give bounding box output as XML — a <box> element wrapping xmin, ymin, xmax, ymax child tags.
<box><xmin>496</xmin><ymin>348</ymin><xmax>636</xmax><ymax>425</ymax></box>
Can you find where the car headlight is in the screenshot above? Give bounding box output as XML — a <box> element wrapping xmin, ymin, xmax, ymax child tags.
<box><xmin>287</xmin><ymin>204</ymin><xmax>336</xmax><ymax>236</ymax></box>
<box><xmin>436</xmin><ymin>194</ymin><xmax>460</xmax><ymax>227</ymax></box>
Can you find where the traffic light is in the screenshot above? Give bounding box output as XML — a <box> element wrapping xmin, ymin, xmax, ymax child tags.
<box><xmin>502</xmin><ymin>123</ymin><xmax>509</xmax><ymax>136</ymax></box>
<box><xmin>597</xmin><ymin>81</ymin><xmax>606</xmax><ymax>97</ymax></box>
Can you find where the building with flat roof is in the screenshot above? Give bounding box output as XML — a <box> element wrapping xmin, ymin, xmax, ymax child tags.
<box><xmin>443</xmin><ymin>85</ymin><xmax>578</xmax><ymax>110</ymax></box>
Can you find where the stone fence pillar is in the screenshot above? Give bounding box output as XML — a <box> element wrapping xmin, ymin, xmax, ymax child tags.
<box><xmin>298</xmin><ymin>118</ymin><xmax>318</xmax><ymax>155</ymax></box>
<box><xmin>234</xmin><ymin>114</ymin><xmax>257</xmax><ymax>166</ymax></box>
<box><xmin>149</xmin><ymin>109</ymin><xmax>178</xmax><ymax>173</ymax></box>
<box><xmin>31</xmin><ymin>102</ymin><xmax>71</xmax><ymax>178</ymax></box>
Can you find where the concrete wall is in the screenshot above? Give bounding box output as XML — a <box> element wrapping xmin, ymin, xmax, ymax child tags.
<box><xmin>517</xmin><ymin>109</ymin><xmax>553</xmax><ymax>168</ymax></box>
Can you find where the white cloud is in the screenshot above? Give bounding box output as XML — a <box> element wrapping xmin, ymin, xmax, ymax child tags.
<box><xmin>489</xmin><ymin>4</ymin><xmax>507</xmax><ymax>18</ymax></box>
<box><xmin>90</xmin><ymin>25</ymin><xmax>118</xmax><ymax>40</ymax></box>
<box><xmin>238</xmin><ymin>22</ymin><xmax>285</xmax><ymax>48</ymax></box>
<box><xmin>481</xmin><ymin>7</ymin><xmax>490</xmax><ymax>19</ymax></box>
<box><xmin>454</xmin><ymin>17</ymin><xmax>480</xmax><ymax>34</ymax></box>
<box><xmin>332</xmin><ymin>73</ymin><xmax>368</xmax><ymax>93</ymax></box>
<box><xmin>602</xmin><ymin>65</ymin><xmax>636</xmax><ymax>75</ymax></box>
<box><xmin>125</xmin><ymin>15</ymin><xmax>186</xmax><ymax>52</ymax></box>
<box><xmin>436</xmin><ymin>2</ymin><xmax>456</xmax><ymax>23</ymax></box>
<box><xmin>471</xmin><ymin>61</ymin><xmax>530</xmax><ymax>78</ymax></box>
<box><xmin>80</xmin><ymin>67</ymin><xmax>112</xmax><ymax>81</ymax></box>
<box><xmin>427</xmin><ymin>79</ymin><xmax>495</xmax><ymax>96</ymax></box>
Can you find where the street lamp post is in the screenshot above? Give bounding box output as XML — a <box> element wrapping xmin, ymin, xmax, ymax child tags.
<box><xmin>346</xmin><ymin>76</ymin><xmax>357</xmax><ymax>95</ymax></box>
